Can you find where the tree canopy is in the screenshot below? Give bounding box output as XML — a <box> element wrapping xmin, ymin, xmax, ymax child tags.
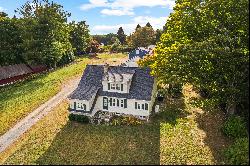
<box><xmin>0</xmin><ymin>0</ymin><xmax>90</xmax><ymax>68</ymax></box>
<box><xmin>139</xmin><ymin>0</ymin><xmax>249</xmax><ymax>115</ymax></box>
<box><xmin>128</xmin><ymin>25</ymin><xmax>156</xmax><ymax>48</ymax></box>
<box><xmin>69</xmin><ymin>21</ymin><xmax>91</xmax><ymax>55</ymax></box>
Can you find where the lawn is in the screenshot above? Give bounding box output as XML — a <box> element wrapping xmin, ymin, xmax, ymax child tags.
<box><xmin>0</xmin><ymin>84</ymin><xmax>232</xmax><ymax>165</ymax></box>
<box><xmin>0</xmin><ymin>53</ymin><xmax>127</xmax><ymax>136</ymax></box>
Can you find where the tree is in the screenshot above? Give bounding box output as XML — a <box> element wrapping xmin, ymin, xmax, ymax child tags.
<box><xmin>128</xmin><ymin>26</ymin><xmax>156</xmax><ymax>48</ymax></box>
<box><xmin>139</xmin><ymin>0</ymin><xmax>249</xmax><ymax>115</ymax></box>
<box><xmin>86</xmin><ymin>39</ymin><xmax>100</xmax><ymax>54</ymax></box>
<box><xmin>117</xmin><ymin>27</ymin><xmax>126</xmax><ymax>44</ymax></box>
<box><xmin>110</xmin><ymin>36</ymin><xmax>121</xmax><ymax>53</ymax></box>
<box><xmin>0</xmin><ymin>12</ymin><xmax>8</xmax><ymax>18</ymax></box>
<box><xmin>16</xmin><ymin>0</ymin><xmax>73</xmax><ymax>68</ymax></box>
<box><xmin>92</xmin><ymin>33</ymin><xmax>117</xmax><ymax>45</ymax></box>
<box><xmin>0</xmin><ymin>15</ymin><xmax>23</xmax><ymax>66</ymax></box>
<box><xmin>69</xmin><ymin>21</ymin><xmax>90</xmax><ymax>56</ymax></box>
<box><xmin>135</xmin><ymin>24</ymin><xmax>141</xmax><ymax>30</ymax></box>
<box><xmin>146</xmin><ymin>22</ymin><xmax>152</xmax><ymax>28</ymax></box>
<box><xmin>155</xmin><ymin>29</ymin><xmax>163</xmax><ymax>43</ymax></box>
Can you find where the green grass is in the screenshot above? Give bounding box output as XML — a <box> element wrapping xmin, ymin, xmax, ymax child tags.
<box><xmin>0</xmin><ymin>101</ymin><xmax>160</xmax><ymax>165</ymax></box>
<box><xmin>0</xmin><ymin>84</ymin><xmax>233</xmax><ymax>165</ymax></box>
<box><xmin>0</xmin><ymin>53</ymin><xmax>127</xmax><ymax>136</ymax></box>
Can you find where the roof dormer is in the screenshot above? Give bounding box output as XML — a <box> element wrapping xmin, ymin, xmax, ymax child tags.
<box><xmin>102</xmin><ymin>65</ymin><xmax>135</xmax><ymax>94</ymax></box>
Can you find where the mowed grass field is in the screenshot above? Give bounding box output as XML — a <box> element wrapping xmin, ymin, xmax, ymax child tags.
<box><xmin>0</xmin><ymin>53</ymin><xmax>127</xmax><ymax>136</ymax></box>
<box><xmin>0</xmin><ymin>84</ymin><xmax>232</xmax><ymax>165</ymax></box>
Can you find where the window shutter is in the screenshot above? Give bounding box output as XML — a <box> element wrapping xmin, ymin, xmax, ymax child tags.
<box><xmin>103</xmin><ymin>97</ymin><xmax>108</xmax><ymax>110</ymax></box>
<box><xmin>124</xmin><ymin>99</ymin><xmax>127</xmax><ymax>108</ymax></box>
<box><xmin>108</xmin><ymin>83</ymin><xmax>110</xmax><ymax>90</ymax></box>
<box><xmin>135</xmin><ymin>102</ymin><xmax>137</xmax><ymax>109</ymax></box>
<box><xmin>84</xmin><ymin>104</ymin><xmax>86</xmax><ymax>111</ymax></box>
<box><xmin>121</xmin><ymin>84</ymin><xmax>123</xmax><ymax>91</ymax></box>
<box><xmin>74</xmin><ymin>102</ymin><xmax>76</xmax><ymax>109</ymax></box>
<box><xmin>109</xmin><ymin>98</ymin><xmax>112</xmax><ymax>106</ymax></box>
<box><xmin>145</xmin><ymin>103</ymin><xmax>148</xmax><ymax>110</ymax></box>
<box><xmin>142</xmin><ymin>104</ymin><xmax>144</xmax><ymax>110</ymax></box>
<box><xmin>117</xmin><ymin>99</ymin><xmax>119</xmax><ymax>106</ymax></box>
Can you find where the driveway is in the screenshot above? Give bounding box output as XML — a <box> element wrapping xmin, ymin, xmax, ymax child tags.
<box><xmin>0</xmin><ymin>77</ymin><xmax>80</xmax><ymax>153</ymax></box>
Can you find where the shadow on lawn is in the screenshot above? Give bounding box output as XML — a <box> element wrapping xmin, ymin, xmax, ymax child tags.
<box><xmin>195</xmin><ymin>108</ymin><xmax>233</xmax><ymax>164</ymax></box>
<box><xmin>36</xmin><ymin>122</ymin><xmax>160</xmax><ymax>165</ymax></box>
<box><xmin>35</xmin><ymin>96</ymin><xmax>189</xmax><ymax>165</ymax></box>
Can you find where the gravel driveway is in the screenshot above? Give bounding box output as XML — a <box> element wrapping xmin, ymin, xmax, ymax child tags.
<box><xmin>0</xmin><ymin>77</ymin><xmax>80</xmax><ymax>153</ymax></box>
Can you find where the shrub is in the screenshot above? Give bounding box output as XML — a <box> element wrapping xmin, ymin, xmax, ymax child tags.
<box><xmin>222</xmin><ymin>115</ymin><xmax>247</xmax><ymax>139</ymax></box>
<box><xmin>110</xmin><ymin>115</ymin><xmax>143</xmax><ymax>126</ymax></box>
<box><xmin>68</xmin><ymin>114</ymin><xmax>89</xmax><ymax>124</ymax></box>
<box><xmin>224</xmin><ymin>137</ymin><xmax>249</xmax><ymax>165</ymax></box>
<box><xmin>68</xmin><ymin>114</ymin><xmax>75</xmax><ymax>121</ymax></box>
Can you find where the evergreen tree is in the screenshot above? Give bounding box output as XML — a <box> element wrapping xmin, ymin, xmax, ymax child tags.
<box><xmin>117</xmin><ymin>27</ymin><xmax>126</xmax><ymax>45</ymax></box>
<box><xmin>146</xmin><ymin>22</ymin><xmax>152</xmax><ymax>28</ymax></box>
<box><xmin>135</xmin><ymin>24</ymin><xmax>141</xmax><ymax>30</ymax></box>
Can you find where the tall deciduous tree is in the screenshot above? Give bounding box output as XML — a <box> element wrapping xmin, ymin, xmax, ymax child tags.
<box><xmin>117</xmin><ymin>27</ymin><xmax>126</xmax><ymax>44</ymax></box>
<box><xmin>0</xmin><ymin>13</ymin><xmax>23</xmax><ymax>66</ymax></box>
<box><xmin>139</xmin><ymin>0</ymin><xmax>249</xmax><ymax>115</ymax></box>
<box><xmin>69</xmin><ymin>21</ymin><xmax>90</xmax><ymax>55</ymax></box>
<box><xmin>16</xmin><ymin>0</ymin><xmax>73</xmax><ymax>68</ymax></box>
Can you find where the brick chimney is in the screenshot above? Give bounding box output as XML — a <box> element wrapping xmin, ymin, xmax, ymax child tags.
<box><xmin>103</xmin><ymin>63</ymin><xmax>109</xmax><ymax>81</ymax></box>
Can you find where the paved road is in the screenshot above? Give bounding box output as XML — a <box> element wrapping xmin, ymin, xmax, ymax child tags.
<box><xmin>0</xmin><ymin>77</ymin><xmax>80</xmax><ymax>153</ymax></box>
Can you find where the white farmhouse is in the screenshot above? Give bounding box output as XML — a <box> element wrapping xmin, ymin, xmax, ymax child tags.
<box><xmin>68</xmin><ymin>63</ymin><xmax>157</xmax><ymax>120</ymax></box>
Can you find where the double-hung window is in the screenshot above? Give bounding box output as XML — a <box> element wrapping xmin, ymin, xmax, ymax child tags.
<box><xmin>116</xmin><ymin>84</ymin><xmax>120</xmax><ymax>90</ymax></box>
<box><xmin>135</xmin><ymin>102</ymin><xmax>149</xmax><ymax>111</ymax></box>
<box><xmin>111</xmin><ymin>84</ymin><xmax>115</xmax><ymax>90</ymax></box>
<box><xmin>121</xmin><ymin>100</ymin><xmax>124</xmax><ymax>107</ymax></box>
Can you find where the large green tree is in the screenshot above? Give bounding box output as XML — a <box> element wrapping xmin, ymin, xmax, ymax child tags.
<box><xmin>139</xmin><ymin>0</ymin><xmax>249</xmax><ymax>115</ymax></box>
<box><xmin>69</xmin><ymin>21</ymin><xmax>90</xmax><ymax>55</ymax></box>
<box><xmin>128</xmin><ymin>25</ymin><xmax>156</xmax><ymax>48</ymax></box>
<box><xmin>16</xmin><ymin>0</ymin><xmax>73</xmax><ymax>68</ymax></box>
<box><xmin>0</xmin><ymin>13</ymin><xmax>23</xmax><ymax>66</ymax></box>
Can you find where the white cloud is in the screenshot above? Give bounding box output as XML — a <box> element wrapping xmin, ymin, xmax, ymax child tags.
<box><xmin>0</xmin><ymin>6</ymin><xmax>6</xmax><ymax>12</ymax></box>
<box><xmin>100</xmin><ymin>9</ymin><xmax>134</xmax><ymax>16</ymax></box>
<box><xmin>92</xmin><ymin>16</ymin><xmax>167</xmax><ymax>34</ymax></box>
<box><xmin>80</xmin><ymin>0</ymin><xmax>109</xmax><ymax>10</ymax></box>
<box><xmin>80</xmin><ymin>0</ymin><xmax>175</xmax><ymax>16</ymax></box>
<box><xmin>110</xmin><ymin>0</ymin><xmax>175</xmax><ymax>10</ymax></box>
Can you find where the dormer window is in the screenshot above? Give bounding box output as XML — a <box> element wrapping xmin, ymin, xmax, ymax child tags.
<box><xmin>116</xmin><ymin>84</ymin><xmax>120</xmax><ymax>90</ymax></box>
<box><xmin>108</xmin><ymin>83</ymin><xmax>124</xmax><ymax>92</ymax></box>
<box><xmin>111</xmin><ymin>83</ymin><xmax>115</xmax><ymax>90</ymax></box>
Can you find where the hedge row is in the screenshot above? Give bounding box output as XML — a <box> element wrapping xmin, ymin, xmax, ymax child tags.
<box><xmin>68</xmin><ymin>114</ymin><xmax>90</xmax><ymax>124</ymax></box>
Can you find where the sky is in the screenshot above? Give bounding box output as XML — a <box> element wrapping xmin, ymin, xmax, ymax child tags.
<box><xmin>0</xmin><ymin>0</ymin><xmax>175</xmax><ymax>35</ymax></box>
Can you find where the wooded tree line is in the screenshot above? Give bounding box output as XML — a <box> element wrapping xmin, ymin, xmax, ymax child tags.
<box><xmin>0</xmin><ymin>0</ymin><xmax>90</xmax><ymax>68</ymax></box>
<box><xmin>93</xmin><ymin>22</ymin><xmax>163</xmax><ymax>53</ymax></box>
<box><xmin>139</xmin><ymin>0</ymin><xmax>249</xmax><ymax>118</ymax></box>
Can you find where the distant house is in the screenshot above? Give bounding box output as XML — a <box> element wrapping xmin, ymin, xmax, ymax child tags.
<box><xmin>0</xmin><ymin>64</ymin><xmax>47</xmax><ymax>86</ymax></box>
<box><xmin>128</xmin><ymin>48</ymin><xmax>150</xmax><ymax>60</ymax></box>
<box><xmin>122</xmin><ymin>46</ymin><xmax>156</xmax><ymax>67</ymax></box>
<box><xmin>68</xmin><ymin>63</ymin><xmax>157</xmax><ymax>121</ymax></box>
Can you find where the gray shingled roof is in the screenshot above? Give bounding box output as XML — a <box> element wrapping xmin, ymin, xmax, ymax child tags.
<box><xmin>69</xmin><ymin>65</ymin><xmax>155</xmax><ymax>101</ymax></box>
<box><xmin>0</xmin><ymin>64</ymin><xmax>33</xmax><ymax>80</ymax></box>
